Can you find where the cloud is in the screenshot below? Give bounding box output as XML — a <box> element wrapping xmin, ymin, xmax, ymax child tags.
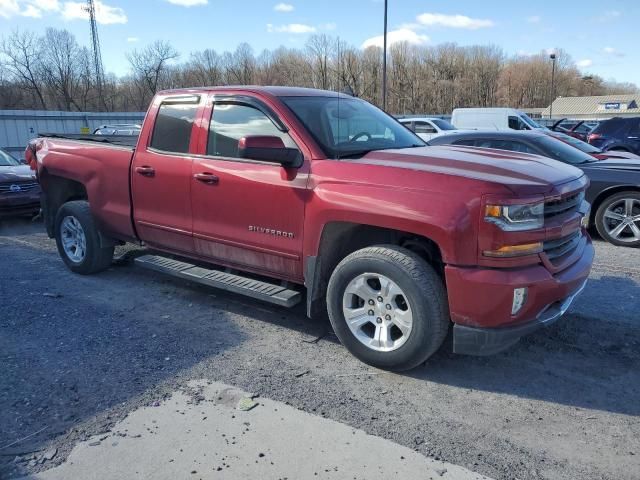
<box><xmin>527</xmin><ymin>15</ymin><xmax>541</xmax><ymax>23</ymax></box>
<box><xmin>61</xmin><ymin>0</ymin><xmax>127</xmax><ymax>24</ymax></box>
<box><xmin>165</xmin><ymin>0</ymin><xmax>207</xmax><ymax>5</ymax></box>
<box><xmin>32</xmin><ymin>0</ymin><xmax>58</xmax><ymax>9</ymax></box>
<box><xmin>273</xmin><ymin>2</ymin><xmax>293</xmax><ymax>12</ymax></box>
<box><xmin>577</xmin><ymin>59</ymin><xmax>593</xmax><ymax>68</ymax></box>
<box><xmin>598</xmin><ymin>10</ymin><xmax>620</xmax><ymax>22</ymax></box>
<box><xmin>362</xmin><ymin>28</ymin><xmax>430</xmax><ymax>49</ymax></box>
<box><xmin>603</xmin><ymin>46</ymin><xmax>625</xmax><ymax>57</ymax></box>
<box><xmin>0</xmin><ymin>0</ymin><xmax>59</xmax><ymax>18</ymax></box>
<box><xmin>127</xmin><ymin>36</ymin><xmax>139</xmax><ymax>43</ymax></box>
<box><xmin>0</xmin><ymin>0</ymin><xmax>20</xmax><ymax>18</ymax></box>
<box><xmin>321</xmin><ymin>22</ymin><xmax>336</xmax><ymax>31</ymax></box>
<box><xmin>20</xmin><ymin>3</ymin><xmax>41</xmax><ymax>16</ymax></box>
<box><xmin>267</xmin><ymin>23</ymin><xmax>316</xmax><ymax>33</ymax></box>
<box><xmin>416</xmin><ymin>13</ymin><xmax>494</xmax><ymax>29</ymax></box>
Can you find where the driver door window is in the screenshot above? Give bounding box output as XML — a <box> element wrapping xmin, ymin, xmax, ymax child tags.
<box><xmin>207</xmin><ymin>103</ymin><xmax>296</xmax><ymax>159</ymax></box>
<box><xmin>508</xmin><ymin>116</ymin><xmax>529</xmax><ymax>131</ymax></box>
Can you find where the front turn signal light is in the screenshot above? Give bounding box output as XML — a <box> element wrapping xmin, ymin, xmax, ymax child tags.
<box><xmin>483</xmin><ymin>242</ymin><xmax>543</xmax><ymax>258</ymax></box>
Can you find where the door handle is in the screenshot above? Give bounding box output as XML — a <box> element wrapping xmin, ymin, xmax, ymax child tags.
<box><xmin>135</xmin><ymin>166</ymin><xmax>155</xmax><ymax>177</ymax></box>
<box><xmin>194</xmin><ymin>172</ymin><xmax>219</xmax><ymax>184</ymax></box>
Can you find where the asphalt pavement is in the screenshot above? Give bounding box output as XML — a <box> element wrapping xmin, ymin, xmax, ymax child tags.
<box><xmin>1</xmin><ymin>218</ymin><xmax>639</xmax><ymax>480</ymax></box>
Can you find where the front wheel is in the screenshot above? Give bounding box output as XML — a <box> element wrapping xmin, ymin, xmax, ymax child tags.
<box><xmin>54</xmin><ymin>200</ymin><xmax>114</xmax><ymax>274</ymax></box>
<box><xmin>326</xmin><ymin>245</ymin><xmax>449</xmax><ymax>371</ymax></box>
<box><xmin>595</xmin><ymin>192</ymin><xmax>640</xmax><ymax>247</ymax></box>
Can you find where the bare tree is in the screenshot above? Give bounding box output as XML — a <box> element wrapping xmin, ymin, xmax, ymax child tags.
<box><xmin>40</xmin><ymin>28</ymin><xmax>86</xmax><ymax>111</ymax></box>
<box><xmin>1</xmin><ymin>28</ymin><xmax>638</xmax><ymax>113</ymax></box>
<box><xmin>127</xmin><ymin>40</ymin><xmax>179</xmax><ymax>109</ymax></box>
<box><xmin>1</xmin><ymin>30</ymin><xmax>47</xmax><ymax>109</ymax></box>
<box><xmin>306</xmin><ymin>34</ymin><xmax>335</xmax><ymax>90</ymax></box>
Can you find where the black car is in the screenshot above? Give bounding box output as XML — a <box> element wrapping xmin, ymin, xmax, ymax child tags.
<box><xmin>0</xmin><ymin>148</ymin><xmax>41</xmax><ymax>218</ymax></box>
<box><xmin>588</xmin><ymin>117</ymin><xmax>640</xmax><ymax>155</ymax></box>
<box><xmin>428</xmin><ymin>131</ymin><xmax>640</xmax><ymax>247</ymax></box>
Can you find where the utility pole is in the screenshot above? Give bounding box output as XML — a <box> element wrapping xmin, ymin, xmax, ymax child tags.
<box><xmin>549</xmin><ymin>53</ymin><xmax>556</xmax><ymax>119</ymax></box>
<box><xmin>382</xmin><ymin>0</ymin><xmax>388</xmax><ymax>111</ymax></box>
<box><xmin>85</xmin><ymin>0</ymin><xmax>105</xmax><ymax>108</ymax></box>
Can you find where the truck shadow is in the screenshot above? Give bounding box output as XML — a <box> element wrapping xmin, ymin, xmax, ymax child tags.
<box><xmin>411</xmin><ymin>274</ymin><xmax>640</xmax><ymax>417</ymax></box>
<box><xmin>0</xmin><ymin>239</ymin><xmax>248</xmax><ymax>478</ymax></box>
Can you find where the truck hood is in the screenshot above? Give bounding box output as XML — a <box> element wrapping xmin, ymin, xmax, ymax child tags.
<box><xmin>349</xmin><ymin>145</ymin><xmax>582</xmax><ymax>194</ymax></box>
<box><xmin>0</xmin><ymin>165</ymin><xmax>36</xmax><ymax>182</ymax></box>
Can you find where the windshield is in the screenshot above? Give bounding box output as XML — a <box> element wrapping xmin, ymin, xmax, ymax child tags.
<box><xmin>532</xmin><ymin>136</ymin><xmax>596</xmax><ymax>164</ymax></box>
<box><xmin>282</xmin><ymin>96</ymin><xmax>424</xmax><ymax>158</ymax></box>
<box><xmin>431</xmin><ymin>119</ymin><xmax>456</xmax><ymax>130</ymax></box>
<box><xmin>548</xmin><ymin>132</ymin><xmax>601</xmax><ymax>154</ymax></box>
<box><xmin>521</xmin><ymin>114</ymin><xmax>543</xmax><ymax>129</ymax></box>
<box><xmin>0</xmin><ymin>149</ymin><xmax>20</xmax><ymax>166</ymax></box>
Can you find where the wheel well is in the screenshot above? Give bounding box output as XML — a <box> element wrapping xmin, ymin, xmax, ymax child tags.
<box><xmin>40</xmin><ymin>173</ymin><xmax>88</xmax><ymax>237</ymax></box>
<box><xmin>306</xmin><ymin>222</ymin><xmax>444</xmax><ymax>318</ymax></box>
<box><xmin>590</xmin><ymin>186</ymin><xmax>640</xmax><ymax>222</ymax></box>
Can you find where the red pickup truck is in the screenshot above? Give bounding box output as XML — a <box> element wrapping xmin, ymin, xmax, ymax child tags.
<box><xmin>27</xmin><ymin>86</ymin><xmax>594</xmax><ymax>371</ymax></box>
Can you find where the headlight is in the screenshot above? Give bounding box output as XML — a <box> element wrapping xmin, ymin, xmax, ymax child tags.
<box><xmin>485</xmin><ymin>202</ymin><xmax>544</xmax><ymax>231</ymax></box>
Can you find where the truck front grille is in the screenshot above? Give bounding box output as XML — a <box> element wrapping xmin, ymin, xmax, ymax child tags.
<box><xmin>545</xmin><ymin>190</ymin><xmax>584</xmax><ymax>219</ymax></box>
<box><xmin>543</xmin><ymin>230</ymin><xmax>582</xmax><ymax>261</ymax></box>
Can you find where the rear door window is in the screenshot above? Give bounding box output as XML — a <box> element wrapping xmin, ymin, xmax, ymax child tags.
<box><xmin>628</xmin><ymin>120</ymin><xmax>640</xmax><ymax>137</ymax></box>
<box><xmin>414</xmin><ymin>121</ymin><xmax>437</xmax><ymax>134</ymax></box>
<box><xmin>150</xmin><ymin>100</ymin><xmax>200</xmax><ymax>154</ymax></box>
<box><xmin>595</xmin><ymin>118</ymin><xmax>626</xmax><ymax>135</ymax></box>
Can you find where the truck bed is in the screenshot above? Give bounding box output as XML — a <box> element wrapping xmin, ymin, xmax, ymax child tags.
<box><xmin>37</xmin><ymin>135</ymin><xmax>137</xmax><ymax>241</ymax></box>
<box><xmin>39</xmin><ymin>133</ymin><xmax>138</xmax><ymax>149</ymax></box>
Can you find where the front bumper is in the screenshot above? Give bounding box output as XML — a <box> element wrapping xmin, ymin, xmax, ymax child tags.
<box><xmin>0</xmin><ymin>196</ymin><xmax>41</xmax><ymax>217</ymax></box>
<box><xmin>446</xmin><ymin>234</ymin><xmax>594</xmax><ymax>355</ymax></box>
<box><xmin>452</xmin><ymin>279</ymin><xmax>587</xmax><ymax>355</ymax></box>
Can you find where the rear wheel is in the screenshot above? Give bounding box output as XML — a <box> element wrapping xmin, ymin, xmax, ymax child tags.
<box><xmin>54</xmin><ymin>200</ymin><xmax>114</xmax><ymax>274</ymax></box>
<box><xmin>327</xmin><ymin>245</ymin><xmax>449</xmax><ymax>371</ymax></box>
<box><xmin>595</xmin><ymin>192</ymin><xmax>640</xmax><ymax>247</ymax></box>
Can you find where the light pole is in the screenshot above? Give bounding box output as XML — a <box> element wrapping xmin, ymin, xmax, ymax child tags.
<box><xmin>549</xmin><ymin>53</ymin><xmax>557</xmax><ymax>119</ymax></box>
<box><xmin>382</xmin><ymin>0</ymin><xmax>388</xmax><ymax>111</ymax></box>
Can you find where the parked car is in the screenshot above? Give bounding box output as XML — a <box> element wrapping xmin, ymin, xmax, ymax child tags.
<box><xmin>27</xmin><ymin>86</ymin><xmax>593</xmax><ymax>370</ymax></box>
<box><xmin>587</xmin><ymin>117</ymin><xmax>640</xmax><ymax>155</ymax></box>
<box><xmin>451</xmin><ymin>107</ymin><xmax>545</xmax><ymax>131</ymax></box>
<box><xmin>397</xmin><ymin>117</ymin><xmax>464</xmax><ymax>142</ymax></box>
<box><xmin>429</xmin><ymin>130</ymin><xmax>640</xmax><ymax>247</ymax></box>
<box><xmin>93</xmin><ymin>124</ymin><xmax>141</xmax><ymax>136</ymax></box>
<box><xmin>0</xmin><ymin>147</ymin><xmax>41</xmax><ymax>218</ymax></box>
<box><xmin>545</xmin><ymin>130</ymin><xmax>640</xmax><ymax>161</ymax></box>
<box><xmin>551</xmin><ymin>118</ymin><xmax>599</xmax><ymax>142</ymax></box>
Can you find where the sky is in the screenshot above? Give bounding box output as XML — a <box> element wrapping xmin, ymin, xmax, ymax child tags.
<box><xmin>1</xmin><ymin>0</ymin><xmax>638</xmax><ymax>85</ymax></box>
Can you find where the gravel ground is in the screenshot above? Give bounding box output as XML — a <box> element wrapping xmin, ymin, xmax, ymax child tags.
<box><xmin>1</xmin><ymin>218</ymin><xmax>639</xmax><ymax>480</ymax></box>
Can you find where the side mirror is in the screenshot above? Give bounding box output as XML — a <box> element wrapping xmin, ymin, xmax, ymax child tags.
<box><xmin>238</xmin><ymin>136</ymin><xmax>302</xmax><ymax>168</ymax></box>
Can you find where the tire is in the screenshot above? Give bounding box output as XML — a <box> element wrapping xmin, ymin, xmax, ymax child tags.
<box><xmin>54</xmin><ymin>200</ymin><xmax>114</xmax><ymax>274</ymax></box>
<box><xmin>326</xmin><ymin>245</ymin><xmax>449</xmax><ymax>371</ymax></box>
<box><xmin>594</xmin><ymin>191</ymin><xmax>640</xmax><ymax>247</ymax></box>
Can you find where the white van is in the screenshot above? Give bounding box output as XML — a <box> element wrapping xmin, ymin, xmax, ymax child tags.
<box><xmin>451</xmin><ymin>108</ymin><xmax>544</xmax><ymax>131</ymax></box>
